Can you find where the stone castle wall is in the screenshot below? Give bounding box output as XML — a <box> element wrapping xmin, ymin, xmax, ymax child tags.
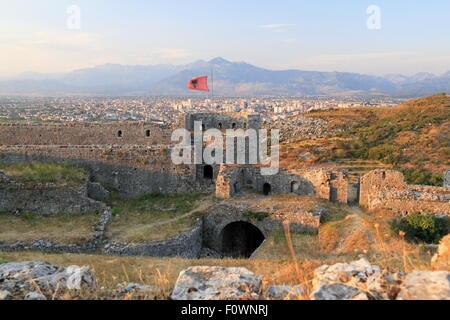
<box><xmin>0</xmin><ymin>146</ymin><xmax>200</xmax><ymax>198</ymax></box>
<box><xmin>0</xmin><ymin>114</ymin><xmax>264</xmax><ymax>199</ymax></box>
<box><xmin>360</xmin><ymin>170</ymin><xmax>450</xmax><ymax>216</ymax></box>
<box><xmin>215</xmin><ymin>165</ymin><xmax>349</xmax><ymax>204</ymax></box>
<box><xmin>0</xmin><ymin>122</ymin><xmax>172</xmax><ymax>146</ymax></box>
<box><xmin>0</xmin><ymin>171</ymin><xmax>103</xmax><ymax>215</ymax></box>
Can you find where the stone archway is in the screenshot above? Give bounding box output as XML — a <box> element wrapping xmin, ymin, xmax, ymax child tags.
<box><xmin>221</xmin><ymin>221</ymin><xmax>265</xmax><ymax>258</ymax></box>
<box><xmin>204</xmin><ymin>165</ymin><xmax>213</xmax><ymax>180</ymax></box>
<box><xmin>263</xmin><ymin>183</ymin><xmax>271</xmax><ymax>196</ymax></box>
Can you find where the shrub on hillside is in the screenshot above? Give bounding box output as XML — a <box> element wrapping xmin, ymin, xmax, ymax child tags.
<box><xmin>401</xmin><ymin>168</ymin><xmax>443</xmax><ymax>186</ymax></box>
<box><xmin>391</xmin><ymin>214</ymin><xmax>450</xmax><ymax>244</ymax></box>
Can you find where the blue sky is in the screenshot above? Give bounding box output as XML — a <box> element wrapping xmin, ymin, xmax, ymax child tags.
<box><xmin>0</xmin><ymin>0</ymin><xmax>449</xmax><ymax>76</ymax></box>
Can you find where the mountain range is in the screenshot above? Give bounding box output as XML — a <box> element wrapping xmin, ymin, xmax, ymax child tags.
<box><xmin>0</xmin><ymin>57</ymin><xmax>449</xmax><ymax>97</ymax></box>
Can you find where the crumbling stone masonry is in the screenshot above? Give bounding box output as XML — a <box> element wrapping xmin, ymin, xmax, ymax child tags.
<box><xmin>0</xmin><ymin>113</ymin><xmax>448</xmax><ymax>215</ymax></box>
<box><xmin>202</xmin><ymin>202</ymin><xmax>321</xmax><ymax>257</ymax></box>
<box><xmin>445</xmin><ymin>170</ymin><xmax>450</xmax><ymax>189</ymax></box>
<box><xmin>215</xmin><ymin>164</ymin><xmax>349</xmax><ymax>204</ymax></box>
<box><xmin>359</xmin><ymin>170</ymin><xmax>450</xmax><ymax>216</ymax></box>
<box><xmin>0</xmin><ymin>171</ymin><xmax>103</xmax><ymax>215</ymax></box>
<box><xmin>0</xmin><ymin>113</ymin><xmax>264</xmax><ymax>199</ymax></box>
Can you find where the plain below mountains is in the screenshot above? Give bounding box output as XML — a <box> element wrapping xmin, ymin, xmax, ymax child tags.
<box><xmin>0</xmin><ymin>57</ymin><xmax>448</xmax><ymax>97</ymax></box>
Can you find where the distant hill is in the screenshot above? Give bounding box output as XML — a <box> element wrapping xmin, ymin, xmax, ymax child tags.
<box><xmin>280</xmin><ymin>94</ymin><xmax>450</xmax><ymax>184</ymax></box>
<box><xmin>0</xmin><ymin>58</ymin><xmax>449</xmax><ymax>96</ymax></box>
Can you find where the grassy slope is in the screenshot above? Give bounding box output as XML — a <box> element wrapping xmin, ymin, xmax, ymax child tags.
<box><xmin>0</xmin><ymin>203</ymin><xmax>442</xmax><ymax>300</ymax></box>
<box><xmin>106</xmin><ymin>193</ymin><xmax>214</xmax><ymax>242</ymax></box>
<box><xmin>0</xmin><ymin>212</ymin><xmax>99</xmax><ymax>244</ymax></box>
<box><xmin>0</xmin><ymin>162</ymin><xmax>88</xmax><ymax>186</ymax></box>
<box><xmin>281</xmin><ymin>94</ymin><xmax>450</xmax><ymax>185</ymax></box>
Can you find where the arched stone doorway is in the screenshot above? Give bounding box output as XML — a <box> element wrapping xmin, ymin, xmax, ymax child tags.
<box><xmin>263</xmin><ymin>183</ymin><xmax>271</xmax><ymax>196</ymax></box>
<box><xmin>221</xmin><ymin>221</ymin><xmax>265</xmax><ymax>258</ymax></box>
<box><xmin>204</xmin><ymin>165</ymin><xmax>213</xmax><ymax>180</ymax></box>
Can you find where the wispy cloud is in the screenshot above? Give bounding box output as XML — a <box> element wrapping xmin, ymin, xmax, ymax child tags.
<box><xmin>259</xmin><ymin>24</ymin><xmax>296</xmax><ymax>29</ymax></box>
<box><xmin>155</xmin><ymin>48</ymin><xmax>189</xmax><ymax>60</ymax></box>
<box><xmin>27</xmin><ymin>32</ymin><xmax>100</xmax><ymax>48</ymax></box>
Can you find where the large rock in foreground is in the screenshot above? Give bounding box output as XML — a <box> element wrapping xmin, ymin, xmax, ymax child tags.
<box><xmin>397</xmin><ymin>271</ymin><xmax>450</xmax><ymax>300</ymax></box>
<box><xmin>0</xmin><ymin>261</ymin><xmax>96</xmax><ymax>298</ymax></box>
<box><xmin>171</xmin><ymin>266</ymin><xmax>262</xmax><ymax>300</ymax></box>
<box><xmin>310</xmin><ymin>258</ymin><xmax>400</xmax><ymax>300</ymax></box>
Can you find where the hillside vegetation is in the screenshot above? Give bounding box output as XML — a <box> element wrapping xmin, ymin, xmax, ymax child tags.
<box><xmin>281</xmin><ymin>94</ymin><xmax>450</xmax><ymax>185</ymax></box>
<box><xmin>0</xmin><ymin>162</ymin><xmax>88</xmax><ymax>186</ymax></box>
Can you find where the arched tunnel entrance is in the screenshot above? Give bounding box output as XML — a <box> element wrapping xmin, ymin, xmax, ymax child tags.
<box><xmin>221</xmin><ymin>221</ymin><xmax>265</xmax><ymax>258</ymax></box>
<box><xmin>263</xmin><ymin>183</ymin><xmax>271</xmax><ymax>196</ymax></box>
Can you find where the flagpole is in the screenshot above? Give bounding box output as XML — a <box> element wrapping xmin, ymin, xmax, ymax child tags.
<box><xmin>211</xmin><ymin>65</ymin><xmax>214</xmax><ymax>105</ymax></box>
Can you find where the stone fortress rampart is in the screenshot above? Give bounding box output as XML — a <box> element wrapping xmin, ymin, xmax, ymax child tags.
<box><xmin>0</xmin><ymin>121</ymin><xmax>171</xmax><ymax>146</ymax></box>
<box><xmin>0</xmin><ymin>113</ymin><xmax>449</xmax><ymax>216</ymax></box>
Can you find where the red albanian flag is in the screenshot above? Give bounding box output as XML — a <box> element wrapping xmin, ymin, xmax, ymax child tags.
<box><xmin>187</xmin><ymin>76</ymin><xmax>210</xmax><ymax>92</ymax></box>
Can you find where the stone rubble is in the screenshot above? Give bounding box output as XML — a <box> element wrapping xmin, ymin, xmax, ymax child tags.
<box><xmin>171</xmin><ymin>266</ymin><xmax>262</xmax><ymax>300</ymax></box>
<box><xmin>0</xmin><ymin>290</ymin><xmax>12</xmax><ymax>300</ymax></box>
<box><xmin>266</xmin><ymin>285</ymin><xmax>305</xmax><ymax>300</ymax></box>
<box><xmin>24</xmin><ymin>292</ymin><xmax>47</xmax><ymax>300</ymax></box>
<box><xmin>0</xmin><ymin>258</ymin><xmax>449</xmax><ymax>300</ymax></box>
<box><xmin>168</xmin><ymin>258</ymin><xmax>449</xmax><ymax>301</ymax></box>
<box><xmin>397</xmin><ymin>271</ymin><xmax>450</xmax><ymax>300</ymax></box>
<box><xmin>310</xmin><ymin>258</ymin><xmax>404</xmax><ymax>300</ymax></box>
<box><xmin>269</xmin><ymin>117</ymin><xmax>338</xmax><ymax>143</ymax></box>
<box><xmin>0</xmin><ymin>261</ymin><xmax>96</xmax><ymax>299</ymax></box>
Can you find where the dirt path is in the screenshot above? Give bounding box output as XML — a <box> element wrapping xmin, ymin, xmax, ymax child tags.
<box><xmin>347</xmin><ymin>205</ymin><xmax>368</xmax><ymax>217</ymax></box>
<box><xmin>121</xmin><ymin>198</ymin><xmax>216</xmax><ymax>235</ymax></box>
<box><xmin>345</xmin><ymin>205</ymin><xmax>376</xmax><ymax>245</ymax></box>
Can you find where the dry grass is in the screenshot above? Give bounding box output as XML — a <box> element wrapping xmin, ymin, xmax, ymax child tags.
<box><xmin>106</xmin><ymin>193</ymin><xmax>213</xmax><ymax>242</ymax></box>
<box><xmin>0</xmin><ymin>162</ymin><xmax>88</xmax><ymax>186</ymax></box>
<box><xmin>0</xmin><ymin>184</ymin><xmax>445</xmax><ymax>300</ymax></box>
<box><xmin>0</xmin><ymin>201</ymin><xmax>442</xmax><ymax>300</ymax></box>
<box><xmin>0</xmin><ymin>212</ymin><xmax>99</xmax><ymax>244</ymax></box>
<box><xmin>0</xmin><ymin>251</ymin><xmax>313</xmax><ymax>300</ymax></box>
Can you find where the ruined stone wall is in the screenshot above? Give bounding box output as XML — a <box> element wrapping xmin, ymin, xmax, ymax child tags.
<box><xmin>329</xmin><ymin>171</ymin><xmax>350</xmax><ymax>204</ymax></box>
<box><xmin>215</xmin><ymin>165</ymin><xmax>234</xmax><ymax>199</ymax></box>
<box><xmin>368</xmin><ymin>190</ymin><xmax>450</xmax><ymax>216</ymax></box>
<box><xmin>360</xmin><ymin>170</ymin><xmax>450</xmax><ymax>216</ymax></box>
<box><xmin>445</xmin><ymin>170</ymin><xmax>450</xmax><ymax>189</ymax></box>
<box><xmin>0</xmin><ymin>171</ymin><xmax>103</xmax><ymax>215</ymax></box>
<box><xmin>215</xmin><ymin>165</ymin><xmax>349</xmax><ymax>204</ymax></box>
<box><xmin>202</xmin><ymin>203</ymin><xmax>320</xmax><ymax>254</ymax></box>
<box><xmin>359</xmin><ymin>170</ymin><xmax>406</xmax><ymax>208</ymax></box>
<box><xmin>104</xmin><ymin>222</ymin><xmax>203</xmax><ymax>258</ymax></box>
<box><xmin>0</xmin><ymin>122</ymin><xmax>172</xmax><ymax>146</ymax></box>
<box><xmin>291</xmin><ymin>169</ymin><xmax>334</xmax><ymax>201</ymax></box>
<box><xmin>0</xmin><ymin>146</ymin><xmax>200</xmax><ymax>198</ymax></box>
